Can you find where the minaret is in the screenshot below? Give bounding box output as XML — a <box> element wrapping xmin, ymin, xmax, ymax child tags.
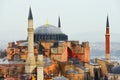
<box><xmin>105</xmin><ymin>16</ymin><xmax>110</xmax><ymax>60</ymax></box>
<box><xmin>58</xmin><ymin>16</ymin><xmax>61</xmax><ymax>28</ymax></box>
<box><xmin>36</xmin><ymin>43</ymin><xmax>44</xmax><ymax>80</ymax></box>
<box><xmin>25</xmin><ymin>7</ymin><xmax>36</xmax><ymax>73</ymax></box>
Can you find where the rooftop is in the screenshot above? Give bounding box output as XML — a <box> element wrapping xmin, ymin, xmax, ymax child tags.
<box><xmin>34</xmin><ymin>24</ymin><xmax>63</xmax><ymax>34</ymax></box>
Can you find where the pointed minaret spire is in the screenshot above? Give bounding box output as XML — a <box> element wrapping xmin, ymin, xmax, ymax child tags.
<box><xmin>106</xmin><ymin>15</ymin><xmax>109</xmax><ymax>27</ymax></box>
<box><xmin>58</xmin><ymin>16</ymin><xmax>61</xmax><ymax>28</ymax></box>
<box><xmin>28</xmin><ymin>7</ymin><xmax>33</xmax><ymax>20</ymax></box>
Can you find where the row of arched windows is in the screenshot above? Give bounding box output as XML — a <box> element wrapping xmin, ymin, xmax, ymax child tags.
<box><xmin>34</xmin><ymin>34</ymin><xmax>68</xmax><ymax>42</ymax></box>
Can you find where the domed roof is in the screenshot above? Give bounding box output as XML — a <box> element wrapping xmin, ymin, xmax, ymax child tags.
<box><xmin>111</xmin><ymin>65</ymin><xmax>120</xmax><ymax>74</ymax></box>
<box><xmin>67</xmin><ymin>69</ymin><xmax>79</xmax><ymax>74</ymax></box>
<box><xmin>34</xmin><ymin>24</ymin><xmax>68</xmax><ymax>41</ymax></box>
<box><xmin>34</xmin><ymin>24</ymin><xmax>63</xmax><ymax>34</ymax></box>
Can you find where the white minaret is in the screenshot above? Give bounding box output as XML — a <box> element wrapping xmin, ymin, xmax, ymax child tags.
<box><xmin>37</xmin><ymin>54</ymin><xmax>44</xmax><ymax>80</ymax></box>
<box><xmin>36</xmin><ymin>43</ymin><xmax>44</xmax><ymax>80</ymax></box>
<box><xmin>25</xmin><ymin>7</ymin><xmax>36</xmax><ymax>73</ymax></box>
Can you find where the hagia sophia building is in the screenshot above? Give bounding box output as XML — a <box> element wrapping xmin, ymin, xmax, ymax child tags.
<box><xmin>4</xmin><ymin>7</ymin><xmax>120</xmax><ymax>80</ymax></box>
<box><xmin>6</xmin><ymin>7</ymin><xmax>90</xmax><ymax>80</ymax></box>
<box><xmin>6</xmin><ymin>7</ymin><xmax>90</xmax><ymax>63</ymax></box>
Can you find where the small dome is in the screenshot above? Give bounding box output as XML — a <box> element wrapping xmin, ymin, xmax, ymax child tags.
<box><xmin>43</xmin><ymin>58</ymin><xmax>51</xmax><ymax>67</ymax></box>
<box><xmin>111</xmin><ymin>65</ymin><xmax>120</xmax><ymax>74</ymax></box>
<box><xmin>34</xmin><ymin>24</ymin><xmax>63</xmax><ymax>34</ymax></box>
<box><xmin>67</xmin><ymin>69</ymin><xmax>79</xmax><ymax>74</ymax></box>
<box><xmin>54</xmin><ymin>76</ymin><xmax>68</xmax><ymax>80</ymax></box>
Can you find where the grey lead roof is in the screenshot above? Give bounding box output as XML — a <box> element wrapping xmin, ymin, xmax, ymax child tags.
<box><xmin>66</xmin><ymin>68</ymin><xmax>79</xmax><ymax>74</ymax></box>
<box><xmin>43</xmin><ymin>58</ymin><xmax>51</xmax><ymax>67</ymax></box>
<box><xmin>34</xmin><ymin>24</ymin><xmax>63</xmax><ymax>34</ymax></box>
<box><xmin>111</xmin><ymin>65</ymin><xmax>120</xmax><ymax>74</ymax></box>
<box><xmin>53</xmin><ymin>76</ymin><xmax>68</xmax><ymax>80</ymax></box>
<box><xmin>18</xmin><ymin>42</ymin><xmax>38</xmax><ymax>46</ymax></box>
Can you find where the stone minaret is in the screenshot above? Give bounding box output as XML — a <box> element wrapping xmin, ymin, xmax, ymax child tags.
<box><xmin>36</xmin><ymin>43</ymin><xmax>44</xmax><ymax>80</ymax></box>
<box><xmin>37</xmin><ymin>55</ymin><xmax>44</xmax><ymax>80</ymax></box>
<box><xmin>25</xmin><ymin>7</ymin><xmax>36</xmax><ymax>73</ymax></box>
<box><xmin>105</xmin><ymin>16</ymin><xmax>110</xmax><ymax>60</ymax></box>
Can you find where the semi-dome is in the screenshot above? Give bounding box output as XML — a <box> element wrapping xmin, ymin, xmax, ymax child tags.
<box><xmin>18</xmin><ymin>42</ymin><xmax>38</xmax><ymax>47</ymax></box>
<box><xmin>53</xmin><ymin>76</ymin><xmax>68</xmax><ymax>80</ymax></box>
<box><xmin>111</xmin><ymin>65</ymin><xmax>120</xmax><ymax>74</ymax></box>
<box><xmin>34</xmin><ymin>24</ymin><xmax>68</xmax><ymax>42</ymax></box>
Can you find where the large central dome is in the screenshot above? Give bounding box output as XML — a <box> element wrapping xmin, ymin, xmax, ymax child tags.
<box><xmin>34</xmin><ymin>24</ymin><xmax>68</xmax><ymax>42</ymax></box>
<box><xmin>34</xmin><ymin>24</ymin><xmax>63</xmax><ymax>34</ymax></box>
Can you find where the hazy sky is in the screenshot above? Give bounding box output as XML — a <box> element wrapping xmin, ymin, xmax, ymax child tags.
<box><xmin>0</xmin><ymin>0</ymin><xmax>120</xmax><ymax>43</ymax></box>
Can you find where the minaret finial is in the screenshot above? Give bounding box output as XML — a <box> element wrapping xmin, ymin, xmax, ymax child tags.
<box><xmin>46</xmin><ymin>19</ymin><xmax>49</xmax><ymax>26</ymax></box>
<box><xmin>28</xmin><ymin>7</ymin><xmax>33</xmax><ymax>20</ymax></box>
<box><xmin>106</xmin><ymin>15</ymin><xmax>109</xmax><ymax>27</ymax></box>
<box><xmin>58</xmin><ymin>16</ymin><xmax>61</xmax><ymax>28</ymax></box>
